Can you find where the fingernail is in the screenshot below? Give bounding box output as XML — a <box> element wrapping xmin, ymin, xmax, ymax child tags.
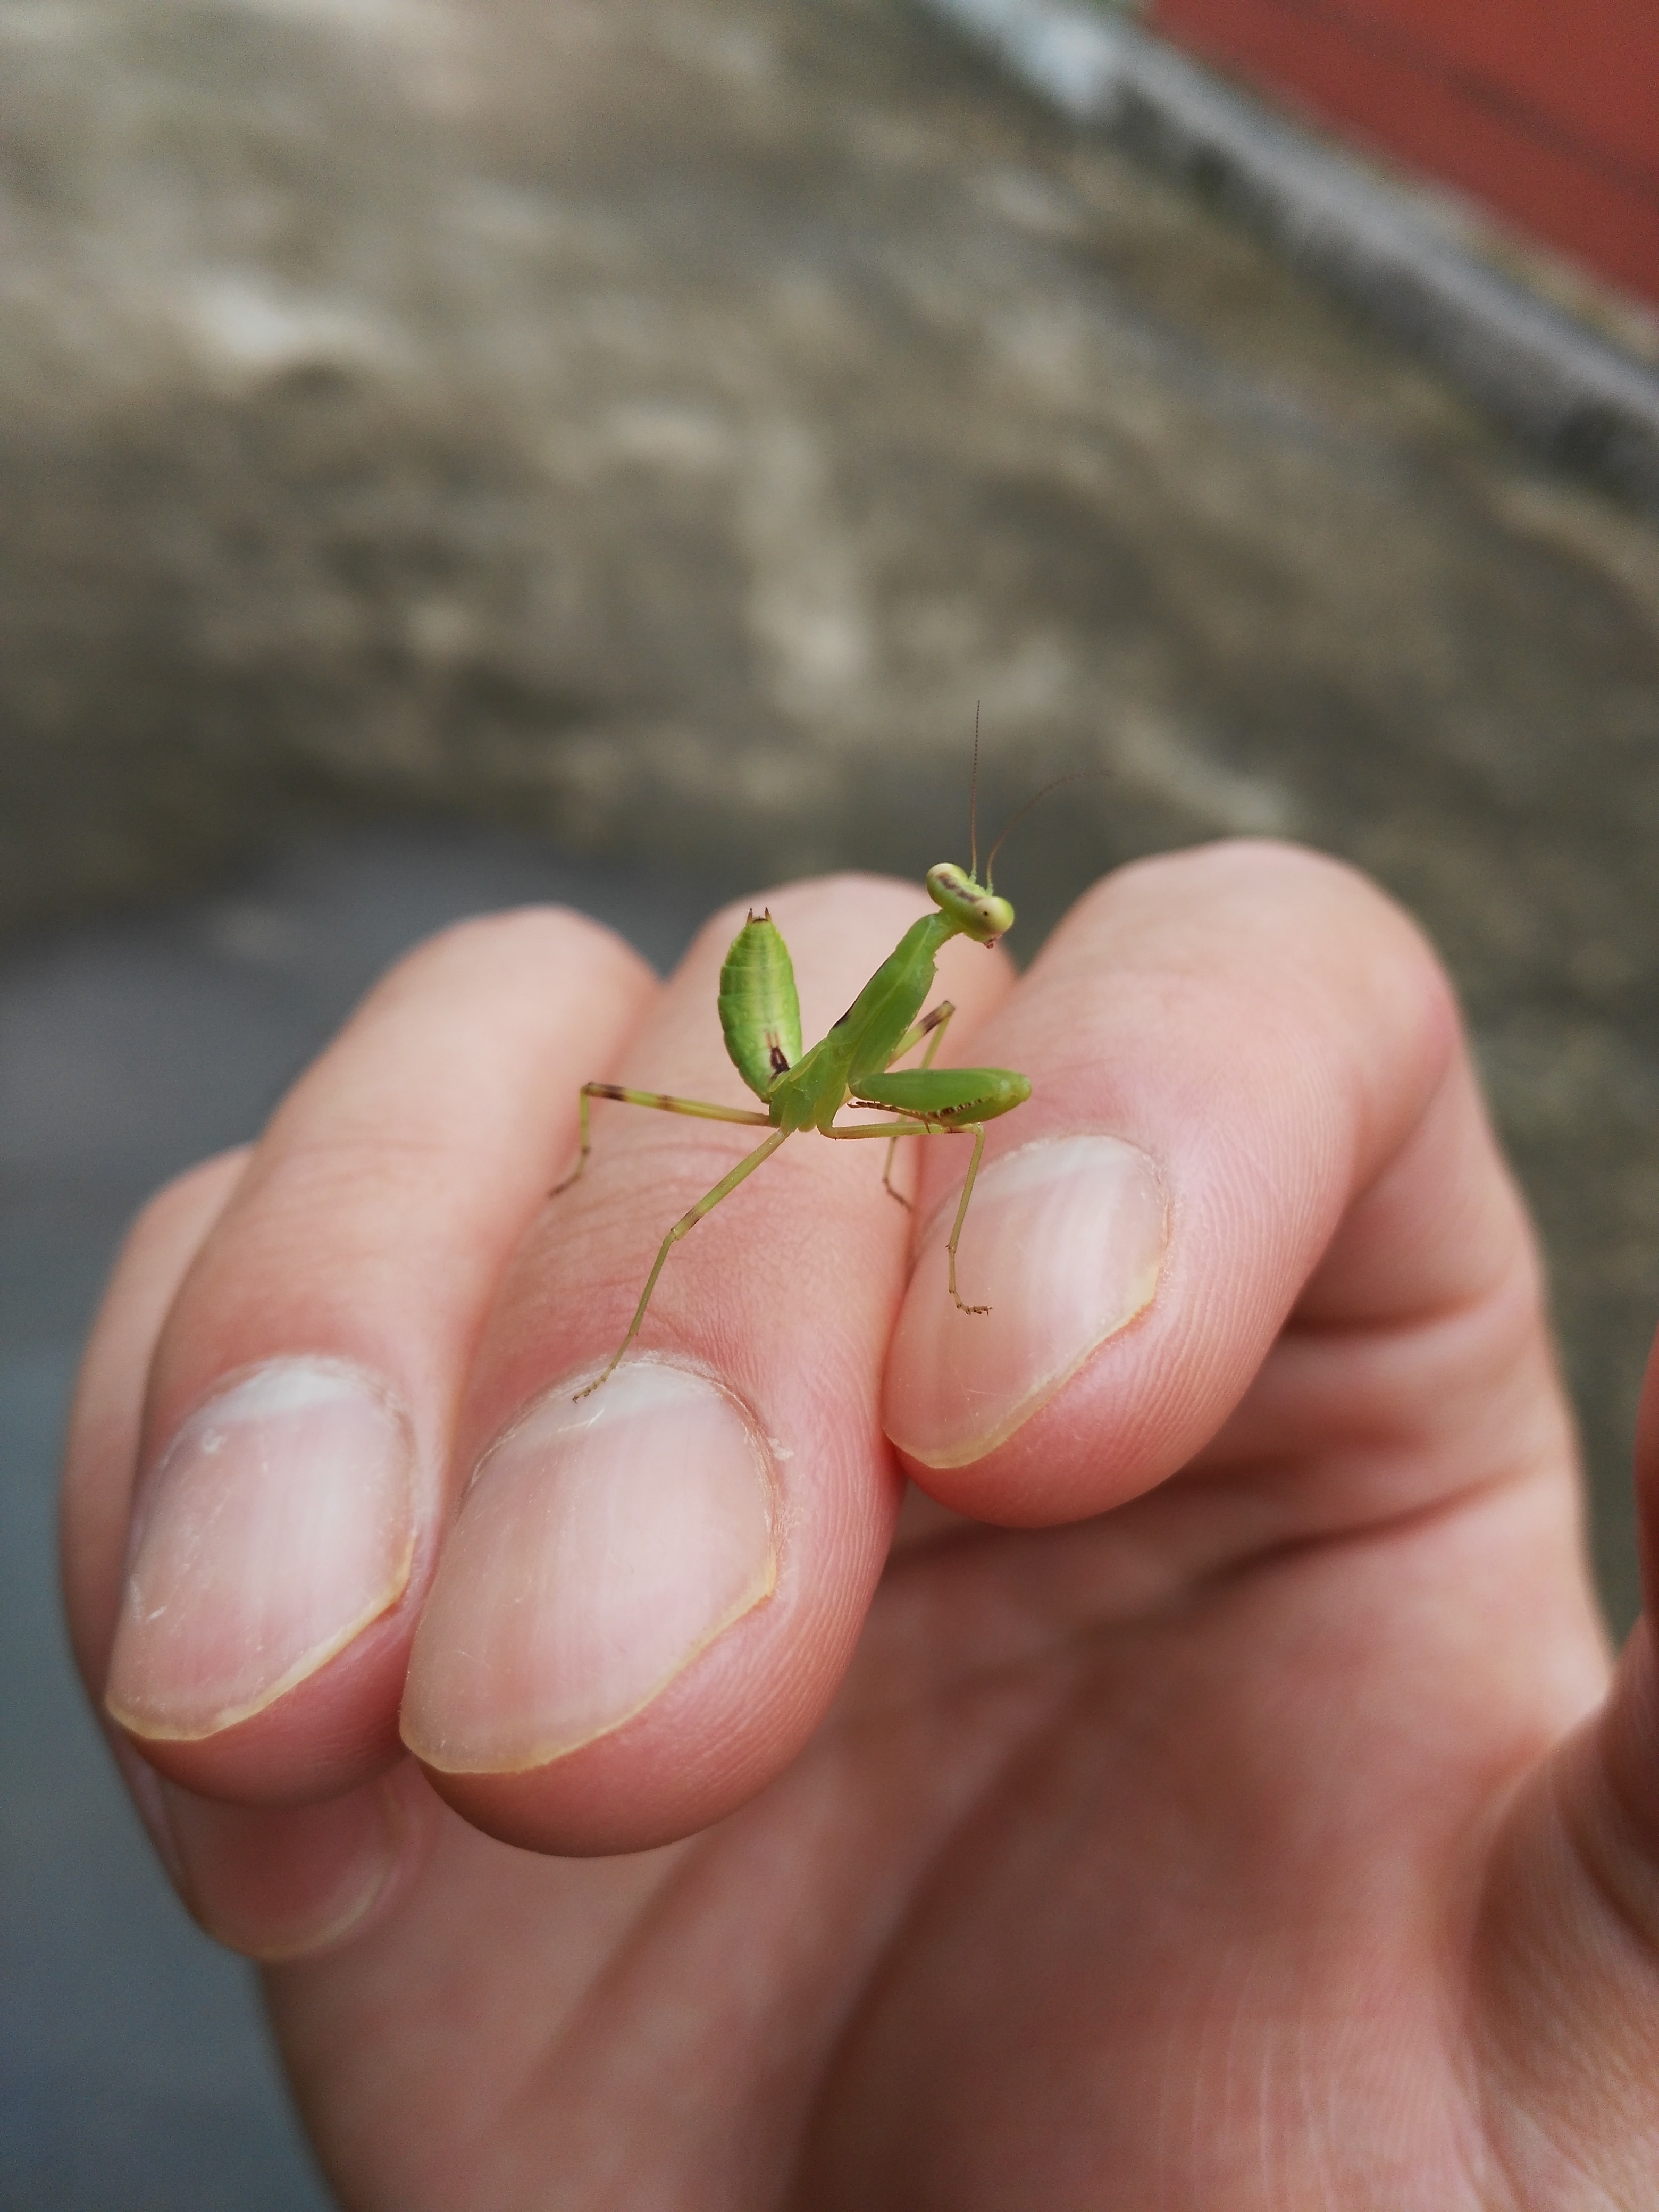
<box><xmin>400</xmin><ymin>1361</ymin><xmax>776</xmax><ymax>1773</ymax></box>
<box><xmin>883</xmin><ymin>1135</ymin><xmax>1168</xmax><ymax>1467</ymax></box>
<box><xmin>105</xmin><ymin>1360</ymin><xmax>415</xmax><ymax>1741</ymax></box>
<box><xmin>161</xmin><ymin>1775</ymin><xmax>402</xmax><ymax>1960</ymax></box>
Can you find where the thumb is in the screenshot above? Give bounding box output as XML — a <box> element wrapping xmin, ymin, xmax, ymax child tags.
<box><xmin>1473</xmin><ymin>1328</ymin><xmax>1659</xmax><ymax>2197</ymax></box>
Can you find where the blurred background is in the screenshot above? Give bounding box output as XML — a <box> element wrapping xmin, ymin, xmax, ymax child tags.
<box><xmin>3</xmin><ymin>0</ymin><xmax>1657</xmax><ymax>2203</ymax></box>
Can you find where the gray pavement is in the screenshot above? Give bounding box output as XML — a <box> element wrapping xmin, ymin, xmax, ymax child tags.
<box><xmin>0</xmin><ymin>827</ymin><xmax>711</xmax><ymax>2212</ymax></box>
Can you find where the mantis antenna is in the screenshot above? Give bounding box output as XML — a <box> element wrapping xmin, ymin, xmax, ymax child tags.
<box><xmin>968</xmin><ymin>701</ymin><xmax>982</xmax><ymax>883</ymax></box>
<box><xmin>983</xmin><ymin>767</ymin><xmax>1109</xmax><ymax>892</ymax></box>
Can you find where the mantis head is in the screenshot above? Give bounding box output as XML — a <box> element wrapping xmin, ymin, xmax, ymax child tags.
<box><xmin>926</xmin><ymin>862</ymin><xmax>1015</xmax><ymax>946</ymax></box>
<box><xmin>929</xmin><ymin>706</ymin><xmax>1086</xmax><ymax>946</ymax></box>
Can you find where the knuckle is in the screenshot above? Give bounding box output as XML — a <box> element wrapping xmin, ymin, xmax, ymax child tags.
<box><xmin>373</xmin><ymin>905</ymin><xmax>644</xmax><ymax>1005</ymax></box>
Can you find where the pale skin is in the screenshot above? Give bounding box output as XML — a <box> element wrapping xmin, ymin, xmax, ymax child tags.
<box><xmin>62</xmin><ymin>845</ymin><xmax>1659</xmax><ymax>2208</ymax></box>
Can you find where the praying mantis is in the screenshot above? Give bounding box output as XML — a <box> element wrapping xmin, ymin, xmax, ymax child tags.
<box><xmin>555</xmin><ymin>799</ymin><xmax>1036</xmax><ymax>1400</ymax></box>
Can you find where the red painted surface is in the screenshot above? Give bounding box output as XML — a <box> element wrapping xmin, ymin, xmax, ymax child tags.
<box><xmin>1150</xmin><ymin>0</ymin><xmax>1659</xmax><ymax>305</ymax></box>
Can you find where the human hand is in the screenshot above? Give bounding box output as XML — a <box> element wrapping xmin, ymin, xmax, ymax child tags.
<box><xmin>62</xmin><ymin>847</ymin><xmax>1659</xmax><ymax>2207</ymax></box>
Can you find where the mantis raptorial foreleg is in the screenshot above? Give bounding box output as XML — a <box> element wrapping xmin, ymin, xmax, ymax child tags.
<box><xmin>875</xmin><ymin>1000</ymin><xmax>958</xmax><ymax>1208</ymax></box>
<box><xmin>887</xmin><ymin>1000</ymin><xmax>956</xmax><ymax>1064</ymax></box>
<box><xmin>554</xmin><ymin>1082</ymin><xmax>773</xmax><ymax>1196</ymax></box>
<box><xmin>573</xmin><ymin>1127</ymin><xmax>792</xmax><ymax>1400</ymax></box>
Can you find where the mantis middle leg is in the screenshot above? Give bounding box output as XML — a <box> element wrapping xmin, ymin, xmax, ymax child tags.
<box><xmin>825</xmin><ymin>1113</ymin><xmax>990</xmax><ymax>1313</ymax></box>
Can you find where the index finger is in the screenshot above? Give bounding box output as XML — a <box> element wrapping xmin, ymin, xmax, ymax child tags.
<box><xmin>883</xmin><ymin>840</ymin><xmax>1565</xmax><ymax>1536</ymax></box>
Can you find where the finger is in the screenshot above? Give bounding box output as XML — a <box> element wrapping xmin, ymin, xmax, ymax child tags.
<box><xmin>63</xmin><ymin>1152</ymin><xmax>437</xmax><ymax>1960</ymax></box>
<box><xmin>882</xmin><ymin>841</ymin><xmax>1565</xmax><ymax>1534</ymax></box>
<box><xmin>96</xmin><ymin>909</ymin><xmax>656</xmax><ymax>1805</ymax></box>
<box><xmin>1469</xmin><ymin>1328</ymin><xmax>1659</xmax><ymax>2192</ymax></box>
<box><xmin>62</xmin><ymin>1150</ymin><xmax>250</xmax><ymax>1703</ymax></box>
<box><xmin>398</xmin><ymin>875</ymin><xmax>1014</xmax><ymax>1854</ymax></box>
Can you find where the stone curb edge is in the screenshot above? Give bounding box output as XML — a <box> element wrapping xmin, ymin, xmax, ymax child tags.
<box><xmin>920</xmin><ymin>0</ymin><xmax>1659</xmax><ymax>510</ymax></box>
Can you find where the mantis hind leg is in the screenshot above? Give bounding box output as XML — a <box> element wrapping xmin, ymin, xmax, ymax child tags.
<box><xmin>825</xmin><ymin>1109</ymin><xmax>991</xmax><ymax>1313</ymax></box>
<box><xmin>574</xmin><ymin>1128</ymin><xmax>791</xmax><ymax>1399</ymax></box>
<box><xmin>554</xmin><ymin>1083</ymin><xmax>773</xmax><ymax>1196</ymax></box>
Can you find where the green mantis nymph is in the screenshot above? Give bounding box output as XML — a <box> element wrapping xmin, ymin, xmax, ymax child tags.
<box><xmin>556</xmin><ymin>843</ymin><xmax>1034</xmax><ymax>1400</ymax></box>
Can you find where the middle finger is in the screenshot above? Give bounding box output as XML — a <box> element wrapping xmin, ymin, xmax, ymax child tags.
<box><xmin>400</xmin><ymin>874</ymin><xmax>1013</xmax><ymax>1854</ymax></box>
